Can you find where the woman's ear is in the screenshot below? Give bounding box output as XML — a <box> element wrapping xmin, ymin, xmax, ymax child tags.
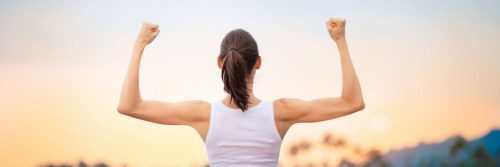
<box><xmin>255</xmin><ymin>56</ymin><xmax>262</xmax><ymax>70</ymax></box>
<box><xmin>217</xmin><ymin>57</ymin><xmax>223</xmax><ymax>69</ymax></box>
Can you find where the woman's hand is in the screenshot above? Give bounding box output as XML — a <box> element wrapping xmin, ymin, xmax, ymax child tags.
<box><xmin>136</xmin><ymin>22</ymin><xmax>160</xmax><ymax>46</ymax></box>
<box><xmin>326</xmin><ymin>18</ymin><xmax>346</xmax><ymax>41</ymax></box>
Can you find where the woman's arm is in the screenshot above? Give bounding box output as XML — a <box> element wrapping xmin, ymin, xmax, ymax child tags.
<box><xmin>117</xmin><ymin>22</ymin><xmax>209</xmax><ymax>126</ymax></box>
<box><xmin>275</xmin><ymin>18</ymin><xmax>365</xmax><ymax>124</ymax></box>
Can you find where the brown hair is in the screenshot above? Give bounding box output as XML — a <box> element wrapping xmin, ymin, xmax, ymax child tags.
<box><xmin>219</xmin><ymin>29</ymin><xmax>260</xmax><ymax>111</ymax></box>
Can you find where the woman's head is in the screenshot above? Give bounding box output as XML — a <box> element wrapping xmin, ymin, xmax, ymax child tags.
<box><xmin>218</xmin><ymin>29</ymin><xmax>261</xmax><ymax>111</ymax></box>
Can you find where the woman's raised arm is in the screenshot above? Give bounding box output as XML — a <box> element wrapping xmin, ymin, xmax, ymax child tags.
<box><xmin>274</xmin><ymin>18</ymin><xmax>365</xmax><ymax>124</ymax></box>
<box><xmin>117</xmin><ymin>22</ymin><xmax>209</xmax><ymax>126</ymax></box>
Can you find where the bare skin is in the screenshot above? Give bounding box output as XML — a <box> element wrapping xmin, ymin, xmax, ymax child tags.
<box><xmin>117</xmin><ymin>18</ymin><xmax>365</xmax><ymax>141</ymax></box>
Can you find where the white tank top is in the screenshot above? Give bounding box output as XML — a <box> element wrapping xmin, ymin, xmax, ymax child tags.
<box><xmin>205</xmin><ymin>100</ymin><xmax>282</xmax><ymax>167</ymax></box>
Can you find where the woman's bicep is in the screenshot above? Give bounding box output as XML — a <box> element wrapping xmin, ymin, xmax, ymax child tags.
<box><xmin>119</xmin><ymin>100</ymin><xmax>210</xmax><ymax>125</ymax></box>
<box><xmin>275</xmin><ymin>97</ymin><xmax>363</xmax><ymax>124</ymax></box>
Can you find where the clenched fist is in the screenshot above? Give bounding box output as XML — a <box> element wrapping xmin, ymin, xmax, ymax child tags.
<box><xmin>136</xmin><ymin>22</ymin><xmax>160</xmax><ymax>45</ymax></box>
<box><xmin>326</xmin><ymin>18</ymin><xmax>346</xmax><ymax>41</ymax></box>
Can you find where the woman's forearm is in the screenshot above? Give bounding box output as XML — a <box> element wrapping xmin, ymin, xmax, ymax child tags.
<box><xmin>117</xmin><ymin>42</ymin><xmax>146</xmax><ymax>112</ymax></box>
<box><xmin>335</xmin><ymin>37</ymin><xmax>364</xmax><ymax>107</ymax></box>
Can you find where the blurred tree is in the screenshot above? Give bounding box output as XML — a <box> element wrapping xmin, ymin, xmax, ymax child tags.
<box><xmin>473</xmin><ymin>144</ymin><xmax>493</xmax><ymax>167</ymax></box>
<box><xmin>284</xmin><ymin>132</ymin><xmax>389</xmax><ymax>167</ymax></box>
<box><xmin>39</xmin><ymin>161</ymin><xmax>113</xmax><ymax>167</ymax></box>
<box><xmin>449</xmin><ymin>136</ymin><xmax>467</xmax><ymax>156</ymax></box>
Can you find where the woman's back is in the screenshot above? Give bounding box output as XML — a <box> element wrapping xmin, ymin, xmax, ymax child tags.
<box><xmin>205</xmin><ymin>100</ymin><xmax>281</xmax><ymax>166</ymax></box>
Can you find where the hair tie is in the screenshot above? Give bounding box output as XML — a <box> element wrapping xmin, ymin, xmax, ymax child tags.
<box><xmin>229</xmin><ymin>48</ymin><xmax>238</xmax><ymax>52</ymax></box>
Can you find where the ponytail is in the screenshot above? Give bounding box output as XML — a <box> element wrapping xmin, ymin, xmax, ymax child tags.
<box><xmin>221</xmin><ymin>48</ymin><xmax>250</xmax><ymax>111</ymax></box>
<box><xmin>219</xmin><ymin>29</ymin><xmax>260</xmax><ymax>112</ymax></box>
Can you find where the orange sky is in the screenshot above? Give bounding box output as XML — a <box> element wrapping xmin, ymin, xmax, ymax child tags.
<box><xmin>1</xmin><ymin>0</ymin><xmax>499</xmax><ymax>166</ymax></box>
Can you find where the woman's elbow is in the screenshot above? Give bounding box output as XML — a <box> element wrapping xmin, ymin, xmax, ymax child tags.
<box><xmin>117</xmin><ymin>107</ymin><xmax>128</xmax><ymax>114</ymax></box>
<box><xmin>117</xmin><ymin>98</ymin><xmax>142</xmax><ymax>114</ymax></box>
<box><xmin>117</xmin><ymin>105</ymin><xmax>135</xmax><ymax>114</ymax></box>
<box><xmin>349</xmin><ymin>99</ymin><xmax>365</xmax><ymax>113</ymax></box>
<box><xmin>356</xmin><ymin>102</ymin><xmax>365</xmax><ymax>111</ymax></box>
<box><xmin>354</xmin><ymin>100</ymin><xmax>365</xmax><ymax>111</ymax></box>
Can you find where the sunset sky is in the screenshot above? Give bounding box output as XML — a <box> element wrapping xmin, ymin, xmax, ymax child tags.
<box><xmin>1</xmin><ymin>0</ymin><xmax>499</xmax><ymax>166</ymax></box>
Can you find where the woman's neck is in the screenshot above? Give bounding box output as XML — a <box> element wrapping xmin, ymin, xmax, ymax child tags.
<box><xmin>223</xmin><ymin>83</ymin><xmax>261</xmax><ymax>109</ymax></box>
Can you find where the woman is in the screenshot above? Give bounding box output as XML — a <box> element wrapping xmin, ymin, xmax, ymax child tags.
<box><xmin>117</xmin><ymin>17</ymin><xmax>365</xmax><ymax>167</ymax></box>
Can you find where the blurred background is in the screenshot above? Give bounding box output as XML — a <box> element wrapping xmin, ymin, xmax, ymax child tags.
<box><xmin>0</xmin><ymin>0</ymin><xmax>499</xmax><ymax>166</ymax></box>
